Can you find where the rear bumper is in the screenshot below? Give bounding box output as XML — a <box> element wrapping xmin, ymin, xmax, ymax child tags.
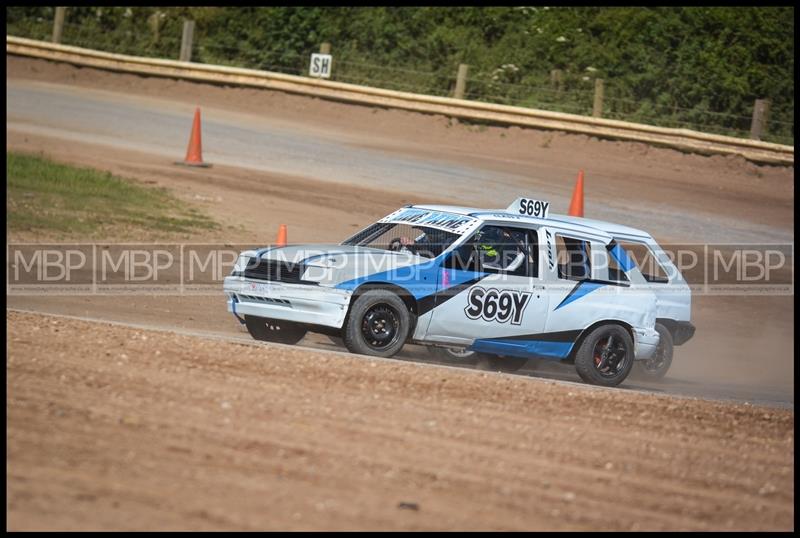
<box><xmin>673</xmin><ymin>321</ymin><xmax>696</xmax><ymax>346</ymax></box>
<box><xmin>223</xmin><ymin>276</ymin><xmax>351</xmax><ymax>328</ymax></box>
<box><xmin>633</xmin><ymin>327</ymin><xmax>660</xmax><ymax>360</ymax></box>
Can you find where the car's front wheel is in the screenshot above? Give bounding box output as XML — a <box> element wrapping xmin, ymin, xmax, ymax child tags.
<box><xmin>574</xmin><ymin>324</ymin><xmax>634</xmax><ymax>387</ymax></box>
<box><xmin>245</xmin><ymin>315</ymin><xmax>307</xmax><ymax>345</ymax></box>
<box><xmin>343</xmin><ymin>289</ymin><xmax>411</xmax><ymax>358</ymax></box>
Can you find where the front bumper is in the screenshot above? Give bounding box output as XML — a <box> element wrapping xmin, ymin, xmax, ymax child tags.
<box><xmin>223</xmin><ymin>276</ymin><xmax>351</xmax><ymax>328</ymax></box>
<box><xmin>633</xmin><ymin>327</ymin><xmax>660</xmax><ymax>360</ymax></box>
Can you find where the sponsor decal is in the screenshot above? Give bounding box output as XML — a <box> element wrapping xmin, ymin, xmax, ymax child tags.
<box><xmin>464</xmin><ymin>286</ymin><xmax>531</xmax><ymax>325</ymax></box>
<box><xmin>379</xmin><ymin>208</ymin><xmax>478</xmax><ymax>234</ymax></box>
<box><xmin>248</xmin><ymin>281</ymin><xmax>282</xmax><ymax>294</ymax></box>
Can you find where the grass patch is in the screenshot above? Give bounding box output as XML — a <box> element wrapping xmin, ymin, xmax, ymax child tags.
<box><xmin>7</xmin><ymin>152</ymin><xmax>219</xmax><ymax>239</ymax></box>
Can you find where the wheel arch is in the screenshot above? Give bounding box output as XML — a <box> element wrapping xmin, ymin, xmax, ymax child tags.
<box><xmin>565</xmin><ymin>319</ymin><xmax>634</xmax><ymax>364</ymax></box>
<box><xmin>345</xmin><ymin>282</ymin><xmax>419</xmax><ymax>334</ymax></box>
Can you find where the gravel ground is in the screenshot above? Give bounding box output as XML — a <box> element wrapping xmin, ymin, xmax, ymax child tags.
<box><xmin>6</xmin><ymin>311</ymin><xmax>794</xmax><ymax>531</ymax></box>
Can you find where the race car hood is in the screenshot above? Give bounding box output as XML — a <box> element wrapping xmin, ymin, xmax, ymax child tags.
<box><xmin>238</xmin><ymin>244</ymin><xmax>440</xmax><ymax>289</ymax></box>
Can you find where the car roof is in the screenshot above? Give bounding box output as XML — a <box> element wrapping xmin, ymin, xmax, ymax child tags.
<box><xmin>411</xmin><ymin>204</ymin><xmax>615</xmax><ymax>242</ymax></box>
<box><xmin>548</xmin><ymin>214</ymin><xmax>652</xmax><ymax>239</ymax></box>
<box><xmin>410</xmin><ymin>204</ymin><xmax>481</xmax><ymax>216</ymax></box>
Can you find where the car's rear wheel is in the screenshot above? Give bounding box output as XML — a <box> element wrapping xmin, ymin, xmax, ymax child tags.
<box><xmin>245</xmin><ymin>315</ymin><xmax>307</xmax><ymax>345</ymax></box>
<box><xmin>633</xmin><ymin>323</ymin><xmax>673</xmax><ymax>380</ymax></box>
<box><xmin>474</xmin><ymin>354</ymin><xmax>528</xmax><ymax>373</ymax></box>
<box><xmin>574</xmin><ymin>324</ymin><xmax>634</xmax><ymax>387</ymax></box>
<box><xmin>343</xmin><ymin>289</ymin><xmax>411</xmax><ymax>358</ymax></box>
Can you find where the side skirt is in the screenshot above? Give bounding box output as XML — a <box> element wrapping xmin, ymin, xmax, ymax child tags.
<box><xmin>468</xmin><ymin>330</ymin><xmax>583</xmax><ymax>361</ymax></box>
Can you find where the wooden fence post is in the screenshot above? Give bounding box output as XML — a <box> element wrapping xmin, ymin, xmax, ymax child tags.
<box><xmin>148</xmin><ymin>12</ymin><xmax>162</xmax><ymax>44</ymax></box>
<box><xmin>592</xmin><ymin>78</ymin><xmax>604</xmax><ymax>118</ymax></box>
<box><xmin>52</xmin><ymin>7</ymin><xmax>66</xmax><ymax>44</ymax></box>
<box><xmin>454</xmin><ymin>63</ymin><xmax>469</xmax><ymax>100</ymax></box>
<box><xmin>750</xmin><ymin>98</ymin><xmax>771</xmax><ymax>140</ymax></box>
<box><xmin>550</xmin><ymin>69</ymin><xmax>563</xmax><ymax>94</ymax></box>
<box><xmin>179</xmin><ymin>20</ymin><xmax>195</xmax><ymax>62</ymax></box>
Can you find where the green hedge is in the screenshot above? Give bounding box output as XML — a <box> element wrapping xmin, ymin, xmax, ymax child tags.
<box><xmin>7</xmin><ymin>7</ymin><xmax>794</xmax><ymax>144</ymax></box>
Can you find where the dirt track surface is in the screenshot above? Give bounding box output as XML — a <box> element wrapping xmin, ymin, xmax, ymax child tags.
<box><xmin>6</xmin><ymin>310</ymin><xmax>794</xmax><ymax>531</ymax></box>
<box><xmin>7</xmin><ymin>295</ymin><xmax>794</xmax><ymax>409</ymax></box>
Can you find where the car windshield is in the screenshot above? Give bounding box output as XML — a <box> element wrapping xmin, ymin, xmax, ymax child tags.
<box><xmin>342</xmin><ymin>222</ymin><xmax>460</xmax><ymax>259</ymax></box>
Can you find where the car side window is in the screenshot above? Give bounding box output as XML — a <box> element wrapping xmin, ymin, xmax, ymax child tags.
<box><xmin>616</xmin><ymin>240</ymin><xmax>669</xmax><ymax>283</ymax></box>
<box><xmin>556</xmin><ymin>234</ymin><xmax>591</xmax><ymax>281</ymax></box>
<box><xmin>446</xmin><ymin>225</ymin><xmax>537</xmax><ymax>277</ymax></box>
<box><xmin>444</xmin><ymin>240</ymin><xmax>475</xmax><ymax>271</ymax></box>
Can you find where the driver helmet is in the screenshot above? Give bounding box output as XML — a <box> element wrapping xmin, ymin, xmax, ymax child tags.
<box><xmin>475</xmin><ymin>227</ymin><xmax>503</xmax><ymax>245</ymax></box>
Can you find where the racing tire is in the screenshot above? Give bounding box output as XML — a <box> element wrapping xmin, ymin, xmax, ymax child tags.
<box><xmin>632</xmin><ymin>323</ymin><xmax>673</xmax><ymax>381</ymax></box>
<box><xmin>474</xmin><ymin>354</ymin><xmax>528</xmax><ymax>373</ymax></box>
<box><xmin>426</xmin><ymin>345</ymin><xmax>477</xmax><ymax>363</ymax></box>
<box><xmin>244</xmin><ymin>315</ymin><xmax>307</xmax><ymax>345</ymax></box>
<box><xmin>574</xmin><ymin>324</ymin><xmax>634</xmax><ymax>387</ymax></box>
<box><xmin>343</xmin><ymin>289</ymin><xmax>411</xmax><ymax>358</ymax></box>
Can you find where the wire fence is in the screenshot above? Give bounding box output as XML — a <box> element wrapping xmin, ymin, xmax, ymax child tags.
<box><xmin>8</xmin><ymin>17</ymin><xmax>794</xmax><ymax>146</ymax></box>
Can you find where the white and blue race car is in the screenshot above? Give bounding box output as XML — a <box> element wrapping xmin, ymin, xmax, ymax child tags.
<box><xmin>223</xmin><ymin>198</ymin><xmax>670</xmax><ymax>387</ymax></box>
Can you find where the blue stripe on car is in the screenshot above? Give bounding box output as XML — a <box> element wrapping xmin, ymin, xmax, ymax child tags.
<box><xmin>335</xmin><ymin>264</ymin><xmax>485</xmax><ymax>302</ymax></box>
<box><xmin>468</xmin><ymin>338</ymin><xmax>574</xmax><ymax>360</ymax></box>
<box><xmin>554</xmin><ymin>280</ymin><xmax>606</xmax><ymax>310</ymax></box>
<box><xmin>230</xmin><ymin>295</ymin><xmax>246</xmax><ymax>324</ymax></box>
<box><xmin>609</xmin><ymin>243</ymin><xmax>636</xmax><ymax>272</ymax></box>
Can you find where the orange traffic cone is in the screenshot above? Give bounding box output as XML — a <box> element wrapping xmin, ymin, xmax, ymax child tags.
<box><xmin>276</xmin><ymin>224</ymin><xmax>287</xmax><ymax>247</ymax></box>
<box><xmin>176</xmin><ymin>107</ymin><xmax>211</xmax><ymax>167</ymax></box>
<box><xmin>568</xmin><ymin>169</ymin><xmax>584</xmax><ymax>217</ymax></box>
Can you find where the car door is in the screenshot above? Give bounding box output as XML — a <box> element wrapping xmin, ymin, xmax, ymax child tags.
<box><xmin>543</xmin><ymin>230</ymin><xmax>653</xmax><ymax>335</ymax></box>
<box><xmin>423</xmin><ymin>224</ymin><xmax>549</xmax><ymax>346</ymax></box>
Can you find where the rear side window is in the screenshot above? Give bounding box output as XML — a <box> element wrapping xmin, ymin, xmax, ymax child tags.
<box><xmin>556</xmin><ymin>235</ymin><xmax>591</xmax><ymax>281</ymax></box>
<box><xmin>616</xmin><ymin>240</ymin><xmax>669</xmax><ymax>283</ymax></box>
